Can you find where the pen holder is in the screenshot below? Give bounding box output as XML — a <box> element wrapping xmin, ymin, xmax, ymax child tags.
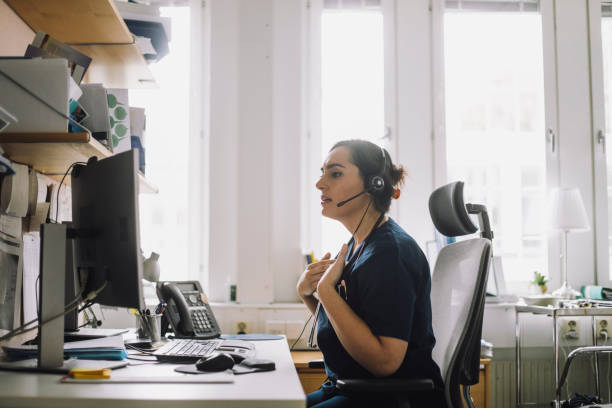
<box><xmin>137</xmin><ymin>313</ymin><xmax>163</xmax><ymax>343</ymax></box>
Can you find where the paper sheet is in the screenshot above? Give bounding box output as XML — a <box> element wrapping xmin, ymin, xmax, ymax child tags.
<box><xmin>0</xmin><ymin>214</ymin><xmax>22</xmax><ymax>238</ymax></box>
<box><xmin>60</xmin><ymin>374</ymin><xmax>234</xmax><ymax>384</ymax></box>
<box><xmin>0</xmin><ymin>232</ymin><xmax>22</xmax><ymax>335</ymax></box>
<box><xmin>22</xmin><ymin>233</ymin><xmax>39</xmax><ymax>326</ymax></box>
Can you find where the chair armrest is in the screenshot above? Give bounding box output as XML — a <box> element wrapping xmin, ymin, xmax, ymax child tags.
<box><xmin>308</xmin><ymin>359</ymin><xmax>325</xmax><ymax>369</ymax></box>
<box><xmin>336</xmin><ymin>378</ymin><xmax>435</xmax><ymax>393</ymax></box>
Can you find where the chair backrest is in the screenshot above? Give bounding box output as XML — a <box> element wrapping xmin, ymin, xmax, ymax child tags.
<box><xmin>428</xmin><ymin>181</ymin><xmax>492</xmax><ymax>408</ymax></box>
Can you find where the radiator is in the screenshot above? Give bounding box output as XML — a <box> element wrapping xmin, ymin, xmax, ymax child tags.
<box><xmin>490</xmin><ymin>356</ymin><xmax>612</xmax><ymax>408</ymax></box>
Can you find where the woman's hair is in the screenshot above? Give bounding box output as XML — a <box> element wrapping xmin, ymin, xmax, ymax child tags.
<box><xmin>331</xmin><ymin>139</ymin><xmax>406</xmax><ymax>214</ymax></box>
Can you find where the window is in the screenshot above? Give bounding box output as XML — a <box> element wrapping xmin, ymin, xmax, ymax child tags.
<box><xmin>318</xmin><ymin>3</ymin><xmax>386</xmax><ymax>253</ymax></box>
<box><xmin>601</xmin><ymin>6</ymin><xmax>612</xmax><ymax>282</ymax></box>
<box><xmin>443</xmin><ymin>5</ymin><xmax>547</xmax><ymax>292</ymax></box>
<box><xmin>129</xmin><ymin>7</ymin><xmax>191</xmax><ymax>281</ymax></box>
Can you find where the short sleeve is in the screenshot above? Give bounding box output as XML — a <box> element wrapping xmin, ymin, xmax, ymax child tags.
<box><xmin>353</xmin><ymin>248</ymin><xmax>418</xmax><ymax>342</ymax></box>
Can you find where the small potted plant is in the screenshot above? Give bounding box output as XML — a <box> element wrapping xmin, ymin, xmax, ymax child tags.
<box><xmin>531</xmin><ymin>271</ymin><xmax>548</xmax><ymax>294</ymax></box>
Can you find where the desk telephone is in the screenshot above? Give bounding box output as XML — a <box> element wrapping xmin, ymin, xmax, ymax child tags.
<box><xmin>157</xmin><ymin>281</ymin><xmax>222</xmax><ymax>339</ymax></box>
<box><xmin>154</xmin><ymin>281</ymin><xmax>256</xmax><ymax>364</ymax></box>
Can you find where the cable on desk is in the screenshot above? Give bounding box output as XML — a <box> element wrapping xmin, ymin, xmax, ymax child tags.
<box><xmin>126</xmin><ymin>357</ymin><xmax>160</xmax><ymax>364</ymax></box>
<box><xmin>0</xmin><ymin>280</ymin><xmax>107</xmax><ymax>342</ymax></box>
<box><xmin>290</xmin><ymin>313</ymin><xmax>313</xmax><ymax>351</ymax></box>
<box><xmin>125</xmin><ymin>344</ymin><xmax>156</xmax><ymax>355</ymax></box>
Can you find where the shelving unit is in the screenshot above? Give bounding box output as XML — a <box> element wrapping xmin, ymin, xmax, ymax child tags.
<box><xmin>4</xmin><ymin>0</ymin><xmax>156</xmax><ymax>89</ymax></box>
<box><xmin>0</xmin><ymin>133</ymin><xmax>158</xmax><ymax>194</ymax></box>
<box><xmin>1</xmin><ymin>0</ymin><xmax>158</xmax><ymax>194</ymax></box>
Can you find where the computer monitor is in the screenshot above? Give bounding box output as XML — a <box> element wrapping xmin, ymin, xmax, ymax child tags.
<box><xmin>37</xmin><ymin>149</ymin><xmax>144</xmax><ymax>370</ymax></box>
<box><xmin>71</xmin><ymin>149</ymin><xmax>145</xmax><ymax>310</ymax></box>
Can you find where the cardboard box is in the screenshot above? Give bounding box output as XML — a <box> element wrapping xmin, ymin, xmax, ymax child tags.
<box><xmin>106</xmin><ymin>88</ymin><xmax>131</xmax><ymax>153</ymax></box>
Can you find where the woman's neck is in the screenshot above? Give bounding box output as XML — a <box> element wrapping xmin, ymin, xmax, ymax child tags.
<box><xmin>347</xmin><ymin>209</ymin><xmax>385</xmax><ymax>248</ymax></box>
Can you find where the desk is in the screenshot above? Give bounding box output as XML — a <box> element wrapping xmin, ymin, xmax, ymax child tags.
<box><xmin>0</xmin><ymin>338</ymin><xmax>306</xmax><ymax>408</ymax></box>
<box><xmin>291</xmin><ymin>351</ymin><xmax>326</xmax><ymax>394</ymax></box>
<box><xmin>515</xmin><ymin>304</ymin><xmax>612</xmax><ymax>408</ymax></box>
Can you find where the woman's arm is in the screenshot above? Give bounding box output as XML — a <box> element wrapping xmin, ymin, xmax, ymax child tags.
<box><xmin>300</xmin><ymin>294</ymin><xmax>319</xmax><ymax>316</ymax></box>
<box><xmin>318</xmin><ymin>283</ymin><xmax>408</xmax><ymax>377</ymax></box>
<box><xmin>317</xmin><ymin>244</ymin><xmax>408</xmax><ymax>377</ymax></box>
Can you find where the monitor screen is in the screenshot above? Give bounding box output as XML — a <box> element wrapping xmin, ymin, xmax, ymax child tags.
<box><xmin>71</xmin><ymin>150</ymin><xmax>144</xmax><ymax>310</ymax></box>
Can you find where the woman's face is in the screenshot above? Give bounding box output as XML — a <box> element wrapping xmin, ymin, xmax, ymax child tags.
<box><xmin>316</xmin><ymin>146</ymin><xmax>368</xmax><ymax>220</ymax></box>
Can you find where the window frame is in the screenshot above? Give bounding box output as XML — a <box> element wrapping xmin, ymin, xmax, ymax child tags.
<box><xmin>303</xmin><ymin>0</ymin><xmax>398</xmax><ymax>257</ymax></box>
<box><xmin>589</xmin><ymin>0</ymin><xmax>611</xmax><ymax>288</ymax></box>
<box><xmin>432</xmin><ymin>0</ymin><xmax>563</xmax><ymax>292</ymax></box>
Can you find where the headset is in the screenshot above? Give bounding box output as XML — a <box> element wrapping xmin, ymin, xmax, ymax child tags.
<box><xmin>336</xmin><ymin>144</ymin><xmax>387</xmax><ymax>207</ymax></box>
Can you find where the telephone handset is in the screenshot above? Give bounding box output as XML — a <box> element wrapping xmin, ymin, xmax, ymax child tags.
<box><xmin>156</xmin><ymin>281</ymin><xmax>222</xmax><ymax>339</ymax></box>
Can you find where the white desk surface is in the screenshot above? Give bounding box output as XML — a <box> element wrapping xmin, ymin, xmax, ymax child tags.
<box><xmin>0</xmin><ymin>338</ymin><xmax>306</xmax><ymax>408</ymax></box>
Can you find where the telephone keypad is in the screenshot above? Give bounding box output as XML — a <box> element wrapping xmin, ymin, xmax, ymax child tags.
<box><xmin>191</xmin><ymin>309</ymin><xmax>215</xmax><ymax>335</ymax></box>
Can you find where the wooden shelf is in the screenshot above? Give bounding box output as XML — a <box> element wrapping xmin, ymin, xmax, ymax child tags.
<box><xmin>74</xmin><ymin>44</ymin><xmax>156</xmax><ymax>89</ymax></box>
<box><xmin>5</xmin><ymin>0</ymin><xmax>156</xmax><ymax>89</ymax></box>
<box><xmin>5</xmin><ymin>0</ymin><xmax>133</xmax><ymax>44</ymax></box>
<box><xmin>0</xmin><ymin>132</ymin><xmax>158</xmax><ymax>194</ymax></box>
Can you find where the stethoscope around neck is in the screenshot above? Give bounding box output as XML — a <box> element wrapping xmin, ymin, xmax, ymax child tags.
<box><xmin>307</xmin><ymin>212</ymin><xmax>385</xmax><ymax>349</ymax></box>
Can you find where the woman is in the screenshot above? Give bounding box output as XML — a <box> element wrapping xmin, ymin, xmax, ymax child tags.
<box><xmin>297</xmin><ymin>140</ymin><xmax>444</xmax><ymax>408</ymax></box>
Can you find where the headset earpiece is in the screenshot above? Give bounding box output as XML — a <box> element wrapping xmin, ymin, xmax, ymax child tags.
<box><xmin>368</xmin><ymin>146</ymin><xmax>387</xmax><ymax>194</ymax></box>
<box><xmin>369</xmin><ymin>175</ymin><xmax>384</xmax><ymax>193</ymax></box>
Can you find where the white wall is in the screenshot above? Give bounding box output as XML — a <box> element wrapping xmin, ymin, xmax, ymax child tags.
<box><xmin>208</xmin><ymin>0</ymin><xmax>240</xmax><ymax>302</ymax></box>
<box><xmin>0</xmin><ymin>1</ymin><xmax>33</xmax><ymax>55</ymax></box>
<box><xmin>394</xmin><ymin>0</ymin><xmax>437</xmax><ymax>250</ymax></box>
<box><xmin>208</xmin><ymin>0</ymin><xmax>304</xmax><ymax>303</ymax></box>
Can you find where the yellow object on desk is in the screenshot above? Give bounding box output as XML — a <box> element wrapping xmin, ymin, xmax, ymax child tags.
<box><xmin>69</xmin><ymin>368</ymin><xmax>111</xmax><ymax>380</ymax></box>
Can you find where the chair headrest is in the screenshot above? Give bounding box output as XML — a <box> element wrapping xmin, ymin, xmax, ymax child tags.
<box><xmin>428</xmin><ymin>181</ymin><xmax>477</xmax><ymax>237</ymax></box>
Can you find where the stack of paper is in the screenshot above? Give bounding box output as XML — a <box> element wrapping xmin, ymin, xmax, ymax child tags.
<box><xmin>3</xmin><ymin>335</ymin><xmax>127</xmax><ymax>361</ymax></box>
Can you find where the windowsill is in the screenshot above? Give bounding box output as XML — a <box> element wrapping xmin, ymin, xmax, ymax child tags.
<box><xmin>210</xmin><ymin>302</ymin><xmax>307</xmax><ymax>309</ymax></box>
<box><xmin>484</xmin><ymin>301</ymin><xmax>518</xmax><ymax>309</ymax></box>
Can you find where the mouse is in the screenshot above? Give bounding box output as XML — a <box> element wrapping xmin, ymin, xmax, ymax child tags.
<box><xmin>195</xmin><ymin>352</ymin><xmax>235</xmax><ymax>372</ymax></box>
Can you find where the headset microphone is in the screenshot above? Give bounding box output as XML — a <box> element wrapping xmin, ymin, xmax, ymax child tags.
<box><xmin>336</xmin><ymin>190</ymin><xmax>368</xmax><ymax>207</ymax></box>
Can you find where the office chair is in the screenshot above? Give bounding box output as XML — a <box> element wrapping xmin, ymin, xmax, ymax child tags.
<box><xmin>326</xmin><ymin>181</ymin><xmax>493</xmax><ymax>408</ymax></box>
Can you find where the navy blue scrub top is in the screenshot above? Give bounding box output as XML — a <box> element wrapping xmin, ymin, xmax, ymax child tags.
<box><xmin>316</xmin><ymin>218</ymin><xmax>443</xmax><ymax>388</ymax></box>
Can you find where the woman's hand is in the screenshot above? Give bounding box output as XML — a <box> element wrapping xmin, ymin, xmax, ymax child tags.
<box><xmin>317</xmin><ymin>244</ymin><xmax>348</xmax><ymax>293</ymax></box>
<box><xmin>297</xmin><ymin>252</ymin><xmax>334</xmax><ymax>299</ymax></box>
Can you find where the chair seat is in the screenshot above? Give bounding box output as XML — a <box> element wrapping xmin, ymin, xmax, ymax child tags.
<box><xmin>336</xmin><ymin>378</ymin><xmax>435</xmax><ymax>393</ymax></box>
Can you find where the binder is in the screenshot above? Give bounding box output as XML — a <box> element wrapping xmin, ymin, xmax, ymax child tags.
<box><xmin>0</xmin><ymin>59</ymin><xmax>70</xmax><ymax>133</ymax></box>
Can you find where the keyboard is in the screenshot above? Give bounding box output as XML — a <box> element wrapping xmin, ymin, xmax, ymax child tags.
<box><xmin>153</xmin><ymin>339</ymin><xmax>255</xmax><ymax>363</ymax></box>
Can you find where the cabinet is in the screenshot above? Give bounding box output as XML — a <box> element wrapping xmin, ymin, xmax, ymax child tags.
<box><xmin>291</xmin><ymin>351</ymin><xmax>327</xmax><ymax>395</ymax></box>
<box><xmin>0</xmin><ymin>0</ymin><xmax>157</xmax><ymax>193</ymax></box>
<box><xmin>515</xmin><ymin>304</ymin><xmax>612</xmax><ymax>407</ymax></box>
<box><xmin>291</xmin><ymin>351</ymin><xmax>490</xmax><ymax>408</ymax></box>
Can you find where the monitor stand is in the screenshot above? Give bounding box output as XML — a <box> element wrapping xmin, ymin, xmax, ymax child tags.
<box><xmin>1</xmin><ymin>224</ymin><xmax>126</xmax><ymax>373</ymax></box>
<box><xmin>38</xmin><ymin>223</ymin><xmax>70</xmax><ymax>369</ymax></box>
